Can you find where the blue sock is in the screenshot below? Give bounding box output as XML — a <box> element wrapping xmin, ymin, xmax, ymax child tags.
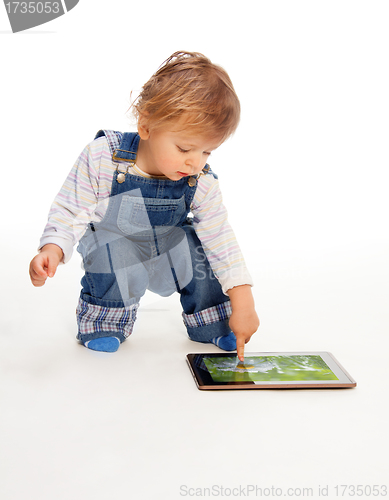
<box><xmin>84</xmin><ymin>337</ymin><xmax>120</xmax><ymax>352</ymax></box>
<box><xmin>210</xmin><ymin>332</ymin><xmax>237</xmax><ymax>351</ymax></box>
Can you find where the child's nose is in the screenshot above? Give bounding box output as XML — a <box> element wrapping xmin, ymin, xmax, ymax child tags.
<box><xmin>186</xmin><ymin>152</ymin><xmax>204</xmax><ymax>171</ymax></box>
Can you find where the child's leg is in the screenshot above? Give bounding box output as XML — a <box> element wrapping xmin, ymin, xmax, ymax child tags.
<box><xmin>177</xmin><ymin>224</ymin><xmax>237</xmax><ymax>352</ymax></box>
<box><xmin>76</xmin><ymin>296</ymin><xmax>139</xmax><ymax>352</ymax></box>
<box><xmin>76</xmin><ymin>235</ymin><xmax>146</xmax><ymax>352</ymax></box>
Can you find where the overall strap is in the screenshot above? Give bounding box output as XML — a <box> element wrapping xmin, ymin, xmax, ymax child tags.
<box><xmin>112</xmin><ymin>133</ymin><xmax>140</xmax><ymax>163</ymax></box>
<box><xmin>201</xmin><ymin>163</ymin><xmax>218</xmax><ymax>180</ymax></box>
<box><xmin>94</xmin><ymin>130</ymin><xmax>140</xmax><ymax>164</ymax></box>
<box><xmin>94</xmin><ymin>129</ymin><xmax>123</xmax><ymax>156</ymax></box>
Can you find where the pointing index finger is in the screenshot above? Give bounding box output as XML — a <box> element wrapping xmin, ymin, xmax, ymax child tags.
<box><xmin>236</xmin><ymin>338</ymin><xmax>245</xmax><ymax>362</ymax></box>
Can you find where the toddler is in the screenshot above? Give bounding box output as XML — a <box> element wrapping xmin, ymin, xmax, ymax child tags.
<box><xmin>29</xmin><ymin>51</ymin><xmax>259</xmax><ymax>361</ymax></box>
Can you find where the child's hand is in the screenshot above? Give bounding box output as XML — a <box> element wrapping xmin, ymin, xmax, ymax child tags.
<box><xmin>227</xmin><ymin>285</ymin><xmax>260</xmax><ymax>361</ymax></box>
<box><xmin>29</xmin><ymin>244</ymin><xmax>64</xmax><ymax>287</ymax></box>
<box><xmin>229</xmin><ymin>308</ymin><xmax>259</xmax><ymax>362</ymax></box>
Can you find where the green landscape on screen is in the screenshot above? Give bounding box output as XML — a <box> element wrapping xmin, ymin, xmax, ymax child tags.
<box><xmin>203</xmin><ymin>355</ymin><xmax>338</xmax><ymax>383</ymax></box>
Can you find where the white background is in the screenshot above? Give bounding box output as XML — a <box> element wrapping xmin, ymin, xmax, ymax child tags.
<box><xmin>0</xmin><ymin>1</ymin><xmax>388</xmax><ymax>499</ymax></box>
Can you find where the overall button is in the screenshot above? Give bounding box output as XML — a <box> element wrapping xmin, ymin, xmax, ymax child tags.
<box><xmin>187</xmin><ymin>177</ymin><xmax>197</xmax><ymax>187</ymax></box>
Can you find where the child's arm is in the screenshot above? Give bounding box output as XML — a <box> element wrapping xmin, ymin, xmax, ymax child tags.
<box><xmin>227</xmin><ymin>285</ymin><xmax>259</xmax><ymax>361</ymax></box>
<box><xmin>38</xmin><ymin>139</ymin><xmax>104</xmax><ymax>264</ymax></box>
<box><xmin>29</xmin><ymin>244</ymin><xmax>64</xmax><ymax>287</ymax></box>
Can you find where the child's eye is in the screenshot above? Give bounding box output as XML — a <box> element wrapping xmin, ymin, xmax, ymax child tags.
<box><xmin>204</xmin><ymin>151</ymin><xmax>211</xmax><ymax>156</ymax></box>
<box><xmin>177</xmin><ymin>146</ymin><xmax>190</xmax><ymax>153</ymax></box>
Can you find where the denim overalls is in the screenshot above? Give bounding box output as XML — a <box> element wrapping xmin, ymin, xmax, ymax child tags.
<box><xmin>76</xmin><ymin>130</ymin><xmax>232</xmax><ymax>345</ymax></box>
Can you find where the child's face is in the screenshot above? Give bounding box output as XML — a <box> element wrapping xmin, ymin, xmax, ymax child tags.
<box><xmin>137</xmin><ymin>122</ymin><xmax>223</xmax><ymax>181</ymax></box>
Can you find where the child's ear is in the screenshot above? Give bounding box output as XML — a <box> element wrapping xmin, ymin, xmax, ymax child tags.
<box><xmin>137</xmin><ymin>115</ymin><xmax>150</xmax><ymax>140</ymax></box>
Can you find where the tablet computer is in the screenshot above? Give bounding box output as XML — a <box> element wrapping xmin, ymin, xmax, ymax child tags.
<box><xmin>186</xmin><ymin>352</ymin><xmax>356</xmax><ymax>390</ymax></box>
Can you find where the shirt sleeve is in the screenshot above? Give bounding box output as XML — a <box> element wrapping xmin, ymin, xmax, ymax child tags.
<box><xmin>191</xmin><ymin>174</ymin><xmax>254</xmax><ymax>294</ymax></box>
<box><xmin>38</xmin><ymin>140</ymin><xmax>104</xmax><ymax>263</ymax></box>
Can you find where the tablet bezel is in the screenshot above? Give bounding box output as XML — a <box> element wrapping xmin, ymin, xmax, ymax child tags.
<box><xmin>186</xmin><ymin>352</ymin><xmax>357</xmax><ymax>390</ymax></box>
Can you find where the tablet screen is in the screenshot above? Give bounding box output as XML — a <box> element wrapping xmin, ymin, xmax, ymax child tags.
<box><xmin>187</xmin><ymin>352</ymin><xmax>356</xmax><ymax>389</ymax></box>
<box><xmin>203</xmin><ymin>354</ymin><xmax>338</xmax><ymax>383</ymax></box>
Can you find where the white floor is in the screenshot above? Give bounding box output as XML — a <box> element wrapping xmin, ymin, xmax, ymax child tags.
<box><xmin>1</xmin><ymin>243</ymin><xmax>388</xmax><ymax>500</ymax></box>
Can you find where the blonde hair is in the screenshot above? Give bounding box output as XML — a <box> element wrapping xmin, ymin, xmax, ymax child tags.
<box><xmin>132</xmin><ymin>51</ymin><xmax>240</xmax><ymax>142</ymax></box>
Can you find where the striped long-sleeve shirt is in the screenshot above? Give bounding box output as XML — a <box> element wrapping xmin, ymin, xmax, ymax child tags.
<box><xmin>39</xmin><ymin>136</ymin><xmax>253</xmax><ymax>294</ymax></box>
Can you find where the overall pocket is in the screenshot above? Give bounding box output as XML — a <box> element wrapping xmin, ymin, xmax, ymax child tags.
<box><xmin>117</xmin><ymin>195</ymin><xmax>186</xmax><ymax>236</ymax></box>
